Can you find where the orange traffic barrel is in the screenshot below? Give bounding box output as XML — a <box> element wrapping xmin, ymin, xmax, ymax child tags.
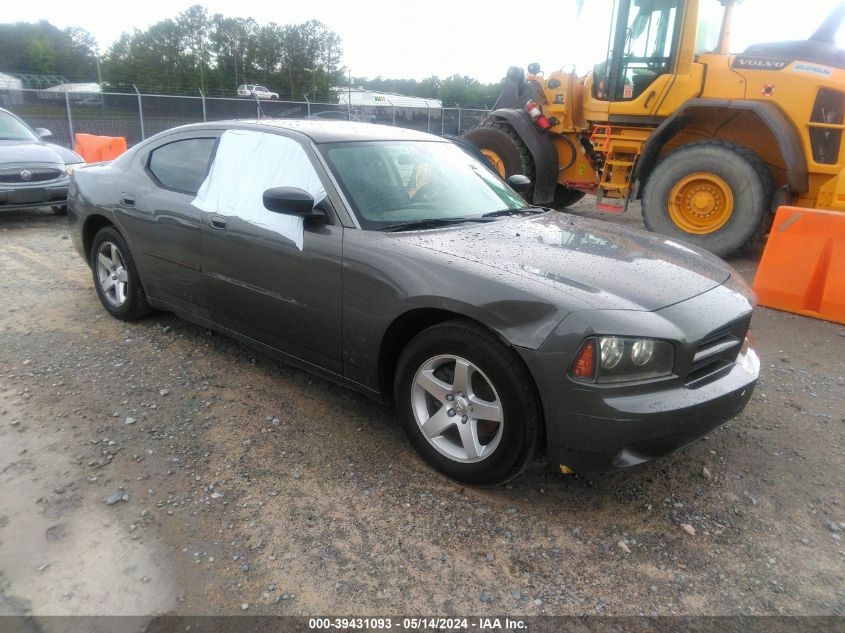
<box><xmin>73</xmin><ymin>133</ymin><xmax>128</xmax><ymax>163</ymax></box>
<box><xmin>752</xmin><ymin>206</ymin><xmax>845</xmax><ymax>325</ymax></box>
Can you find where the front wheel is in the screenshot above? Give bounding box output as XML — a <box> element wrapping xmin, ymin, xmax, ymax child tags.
<box><xmin>90</xmin><ymin>226</ymin><xmax>152</xmax><ymax>321</ymax></box>
<box><xmin>641</xmin><ymin>140</ymin><xmax>774</xmax><ymax>258</ymax></box>
<box><xmin>394</xmin><ymin>320</ymin><xmax>542</xmax><ymax>486</ymax></box>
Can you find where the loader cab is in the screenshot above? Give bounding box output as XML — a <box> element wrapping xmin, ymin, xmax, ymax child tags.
<box><xmin>592</xmin><ymin>0</ymin><xmax>685</xmax><ymax>102</ymax></box>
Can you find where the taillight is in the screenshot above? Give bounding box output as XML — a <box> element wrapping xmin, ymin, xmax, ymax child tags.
<box><xmin>525</xmin><ymin>99</ymin><xmax>551</xmax><ymax>130</ymax></box>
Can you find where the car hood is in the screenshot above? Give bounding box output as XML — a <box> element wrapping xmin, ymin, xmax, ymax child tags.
<box><xmin>396</xmin><ymin>212</ymin><xmax>733</xmax><ymax>312</ymax></box>
<box><xmin>0</xmin><ymin>140</ymin><xmax>81</xmax><ymax>165</ymax></box>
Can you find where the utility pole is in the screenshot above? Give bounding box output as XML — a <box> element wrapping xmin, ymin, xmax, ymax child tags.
<box><xmin>234</xmin><ymin>44</ymin><xmax>239</xmax><ymax>91</ymax></box>
<box><xmin>199</xmin><ymin>39</ymin><xmax>206</xmax><ymax>94</ymax></box>
<box><xmin>94</xmin><ymin>45</ymin><xmax>103</xmax><ymax>87</ymax></box>
<box><xmin>347</xmin><ymin>68</ymin><xmax>352</xmax><ymax>119</ymax></box>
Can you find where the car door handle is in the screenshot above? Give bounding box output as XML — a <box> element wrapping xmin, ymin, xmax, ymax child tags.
<box><xmin>644</xmin><ymin>90</ymin><xmax>656</xmax><ymax>109</ymax></box>
<box><xmin>209</xmin><ymin>215</ymin><xmax>228</xmax><ymax>230</ymax></box>
<box><xmin>119</xmin><ymin>193</ymin><xmax>135</xmax><ymax>207</ymax></box>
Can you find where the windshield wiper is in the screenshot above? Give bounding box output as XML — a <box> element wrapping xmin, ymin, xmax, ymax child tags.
<box><xmin>382</xmin><ymin>217</ymin><xmax>496</xmax><ymax>232</ymax></box>
<box><xmin>481</xmin><ymin>207</ymin><xmax>544</xmax><ymax>218</ymax></box>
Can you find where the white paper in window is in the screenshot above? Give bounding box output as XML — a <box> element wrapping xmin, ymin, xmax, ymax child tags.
<box><xmin>192</xmin><ymin>129</ymin><xmax>327</xmax><ymax>250</ymax></box>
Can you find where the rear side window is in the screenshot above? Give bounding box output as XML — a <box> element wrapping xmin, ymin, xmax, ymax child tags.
<box><xmin>148</xmin><ymin>138</ymin><xmax>216</xmax><ymax>194</ymax></box>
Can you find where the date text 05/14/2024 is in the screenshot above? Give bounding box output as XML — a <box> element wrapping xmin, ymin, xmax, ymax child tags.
<box><xmin>308</xmin><ymin>617</ymin><xmax>528</xmax><ymax>630</ymax></box>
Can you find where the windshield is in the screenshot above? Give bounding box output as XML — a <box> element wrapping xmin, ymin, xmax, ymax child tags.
<box><xmin>695</xmin><ymin>0</ymin><xmax>726</xmax><ymax>54</ymax></box>
<box><xmin>322</xmin><ymin>141</ymin><xmax>528</xmax><ymax>230</ymax></box>
<box><xmin>0</xmin><ymin>111</ymin><xmax>37</xmax><ymax>141</ymax></box>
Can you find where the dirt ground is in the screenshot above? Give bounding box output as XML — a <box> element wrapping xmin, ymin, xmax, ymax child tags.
<box><xmin>0</xmin><ymin>203</ymin><xmax>843</xmax><ymax>617</ymax></box>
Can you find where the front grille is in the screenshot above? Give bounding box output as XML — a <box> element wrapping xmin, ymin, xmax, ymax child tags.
<box><xmin>0</xmin><ymin>167</ymin><xmax>64</xmax><ymax>184</ymax></box>
<box><xmin>686</xmin><ymin>316</ymin><xmax>751</xmax><ymax>388</ymax></box>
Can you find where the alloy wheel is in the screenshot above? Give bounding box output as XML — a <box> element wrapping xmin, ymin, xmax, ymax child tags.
<box><xmin>410</xmin><ymin>354</ymin><xmax>504</xmax><ymax>463</ymax></box>
<box><xmin>96</xmin><ymin>241</ymin><xmax>129</xmax><ymax>307</ymax></box>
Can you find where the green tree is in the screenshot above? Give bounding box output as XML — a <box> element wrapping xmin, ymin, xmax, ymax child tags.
<box><xmin>177</xmin><ymin>5</ymin><xmax>211</xmax><ymax>92</ymax></box>
<box><xmin>0</xmin><ymin>21</ymin><xmax>97</xmax><ymax>83</ymax></box>
<box><xmin>26</xmin><ymin>40</ymin><xmax>55</xmax><ymax>73</ymax></box>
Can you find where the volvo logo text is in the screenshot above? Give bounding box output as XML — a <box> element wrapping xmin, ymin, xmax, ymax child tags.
<box><xmin>731</xmin><ymin>56</ymin><xmax>790</xmax><ymax>70</ymax></box>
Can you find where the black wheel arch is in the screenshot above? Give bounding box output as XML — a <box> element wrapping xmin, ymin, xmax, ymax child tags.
<box><xmin>82</xmin><ymin>214</ymin><xmax>117</xmax><ymax>265</ymax></box>
<box><xmin>376</xmin><ymin>304</ymin><xmax>552</xmax><ymax>393</ymax></box>
<box><xmin>482</xmin><ymin>108</ymin><xmax>560</xmax><ymax>204</ymax></box>
<box><xmin>377</xmin><ymin>308</ymin><xmax>527</xmax><ymax>400</ymax></box>
<box><xmin>634</xmin><ymin>99</ymin><xmax>808</xmax><ymax>198</ymax></box>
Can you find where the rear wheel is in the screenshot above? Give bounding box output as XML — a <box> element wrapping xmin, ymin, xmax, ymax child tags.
<box><xmin>394</xmin><ymin>320</ymin><xmax>542</xmax><ymax>486</ymax></box>
<box><xmin>464</xmin><ymin>120</ymin><xmax>537</xmax><ymax>200</ymax></box>
<box><xmin>90</xmin><ymin>226</ymin><xmax>152</xmax><ymax>321</ymax></box>
<box><xmin>641</xmin><ymin>140</ymin><xmax>774</xmax><ymax>257</ymax></box>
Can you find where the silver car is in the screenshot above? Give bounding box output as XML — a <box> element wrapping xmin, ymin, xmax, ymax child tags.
<box><xmin>0</xmin><ymin>107</ymin><xmax>85</xmax><ymax>214</ymax></box>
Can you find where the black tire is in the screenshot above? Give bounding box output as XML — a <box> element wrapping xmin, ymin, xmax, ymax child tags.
<box><xmin>394</xmin><ymin>320</ymin><xmax>542</xmax><ymax>486</ymax></box>
<box><xmin>51</xmin><ymin>205</ymin><xmax>67</xmax><ymax>215</ymax></box>
<box><xmin>90</xmin><ymin>226</ymin><xmax>152</xmax><ymax>321</ymax></box>
<box><xmin>550</xmin><ymin>186</ymin><xmax>586</xmax><ymax>209</ymax></box>
<box><xmin>463</xmin><ymin>119</ymin><xmax>537</xmax><ymax>201</ymax></box>
<box><xmin>641</xmin><ymin>140</ymin><xmax>774</xmax><ymax>258</ymax></box>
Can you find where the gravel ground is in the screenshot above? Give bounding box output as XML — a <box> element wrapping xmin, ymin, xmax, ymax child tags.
<box><xmin>0</xmin><ymin>204</ymin><xmax>843</xmax><ymax>617</ymax></box>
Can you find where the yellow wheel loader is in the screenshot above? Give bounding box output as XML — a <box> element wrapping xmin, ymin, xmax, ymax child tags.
<box><xmin>463</xmin><ymin>0</ymin><xmax>845</xmax><ymax>257</ymax></box>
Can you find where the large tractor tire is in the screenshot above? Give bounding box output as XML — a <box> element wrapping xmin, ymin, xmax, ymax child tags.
<box><xmin>464</xmin><ymin>119</ymin><xmax>584</xmax><ymax>210</ymax></box>
<box><xmin>641</xmin><ymin>140</ymin><xmax>774</xmax><ymax>258</ymax></box>
<box><xmin>464</xmin><ymin>120</ymin><xmax>535</xmax><ymax>191</ymax></box>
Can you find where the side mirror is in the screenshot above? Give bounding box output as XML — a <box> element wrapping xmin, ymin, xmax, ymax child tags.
<box><xmin>262</xmin><ymin>186</ymin><xmax>325</xmax><ymax>217</ymax></box>
<box><xmin>507</xmin><ymin>174</ymin><xmax>532</xmax><ymax>193</ymax></box>
<box><xmin>34</xmin><ymin>128</ymin><xmax>52</xmax><ymax>139</ymax></box>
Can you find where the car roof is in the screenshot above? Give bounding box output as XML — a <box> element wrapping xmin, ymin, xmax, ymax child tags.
<box><xmin>181</xmin><ymin>119</ymin><xmax>446</xmax><ymax>144</ymax></box>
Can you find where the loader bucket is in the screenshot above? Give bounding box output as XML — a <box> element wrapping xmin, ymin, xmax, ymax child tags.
<box><xmin>752</xmin><ymin>206</ymin><xmax>845</xmax><ymax>325</ymax></box>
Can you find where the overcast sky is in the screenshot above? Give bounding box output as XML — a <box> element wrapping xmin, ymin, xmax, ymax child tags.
<box><xmin>2</xmin><ymin>0</ymin><xmax>842</xmax><ymax>83</ymax></box>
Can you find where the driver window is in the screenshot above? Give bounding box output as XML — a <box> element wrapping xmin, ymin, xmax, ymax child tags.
<box><xmin>623</xmin><ymin>0</ymin><xmax>678</xmax><ymax>99</ymax></box>
<box><xmin>593</xmin><ymin>0</ymin><xmax>681</xmax><ymax>102</ymax></box>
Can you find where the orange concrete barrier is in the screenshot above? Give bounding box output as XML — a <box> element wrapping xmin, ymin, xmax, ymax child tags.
<box><xmin>73</xmin><ymin>133</ymin><xmax>128</xmax><ymax>163</ymax></box>
<box><xmin>752</xmin><ymin>206</ymin><xmax>845</xmax><ymax>325</ymax></box>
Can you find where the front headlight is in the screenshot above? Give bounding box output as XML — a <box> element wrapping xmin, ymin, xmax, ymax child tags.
<box><xmin>571</xmin><ymin>336</ymin><xmax>675</xmax><ymax>383</ymax></box>
<box><xmin>65</xmin><ymin>162</ymin><xmax>86</xmax><ymax>176</ymax></box>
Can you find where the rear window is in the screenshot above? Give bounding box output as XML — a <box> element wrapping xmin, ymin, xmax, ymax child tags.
<box><xmin>147</xmin><ymin>138</ymin><xmax>216</xmax><ymax>194</ymax></box>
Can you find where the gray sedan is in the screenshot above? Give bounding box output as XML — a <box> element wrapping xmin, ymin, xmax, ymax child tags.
<box><xmin>68</xmin><ymin>120</ymin><xmax>759</xmax><ymax>485</ymax></box>
<box><xmin>0</xmin><ymin>107</ymin><xmax>85</xmax><ymax>214</ymax></box>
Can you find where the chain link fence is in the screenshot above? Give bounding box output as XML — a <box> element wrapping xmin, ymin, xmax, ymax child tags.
<box><xmin>1</xmin><ymin>87</ymin><xmax>492</xmax><ymax>150</ymax></box>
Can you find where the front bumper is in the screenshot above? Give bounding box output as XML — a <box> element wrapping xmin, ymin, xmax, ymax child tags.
<box><xmin>546</xmin><ymin>347</ymin><xmax>757</xmax><ymax>472</ymax></box>
<box><xmin>0</xmin><ymin>180</ymin><xmax>69</xmax><ymax>210</ymax></box>
<box><xmin>518</xmin><ymin>278</ymin><xmax>760</xmax><ymax>473</ymax></box>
